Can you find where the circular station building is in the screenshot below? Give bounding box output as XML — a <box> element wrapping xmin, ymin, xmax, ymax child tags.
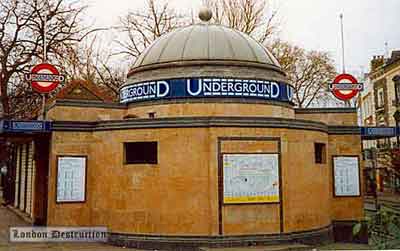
<box><xmin>1</xmin><ymin>13</ymin><xmax>366</xmax><ymax>250</ymax></box>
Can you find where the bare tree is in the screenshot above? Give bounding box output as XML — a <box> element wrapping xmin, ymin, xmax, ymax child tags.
<box><xmin>6</xmin><ymin>74</ymin><xmax>42</xmax><ymax>119</ymax></box>
<box><xmin>0</xmin><ymin>0</ymin><xmax>95</xmax><ymax>118</ymax></box>
<box><xmin>204</xmin><ymin>0</ymin><xmax>279</xmax><ymax>43</ymax></box>
<box><xmin>54</xmin><ymin>35</ymin><xmax>126</xmax><ymax>100</ymax></box>
<box><xmin>116</xmin><ymin>0</ymin><xmax>186</xmax><ymax>63</ymax></box>
<box><xmin>269</xmin><ymin>39</ymin><xmax>337</xmax><ymax>108</ymax></box>
<box><xmin>116</xmin><ymin>0</ymin><xmax>278</xmax><ymax>65</ymax></box>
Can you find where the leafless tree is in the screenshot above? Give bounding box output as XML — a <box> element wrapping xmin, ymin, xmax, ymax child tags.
<box><xmin>204</xmin><ymin>0</ymin><xmax>279</xmax><ymax>43</ymax></box>
<box><xmin>116</xmin><ymin>0</ymin><xmax>278</xmax><ymax>64</ymax></box>
<box><xmin>116</xmin><ymin>0</ymin><xmax>187</xmax><ymax>63</ymax></box>
<box><xmin>269</xmin><ymin>39</ymin><xmax>338</xmax><ymax>108</ymax></box>
<box><xmin>0</xmin><ymin>0</ymin><xmax>96</xmax><ymax>118</ymax></box>
<box><xmin>54</xmin><ymin>35</ymin><xmax>126</xmax><ymax>100</ymax></box>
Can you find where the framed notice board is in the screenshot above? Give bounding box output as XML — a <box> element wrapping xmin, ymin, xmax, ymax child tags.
<box><xmin>223</xmin><ymin>153</ymin><xmax>280</xmax><ymax>204</ymax></box>
<box><xmin>332</xmin><ymin>155</ymin><xmax>361</xmax><ymax>197</ymax></box>
<box><xmin>56</xmin><ymin>156</ymin><xmax>87</xmax><ymax>203</ymax></box>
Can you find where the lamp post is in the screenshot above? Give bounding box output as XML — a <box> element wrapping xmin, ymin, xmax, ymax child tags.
<box><xmin>393</xmin><ymin>75</ymin><xmax>400</xmax><ymax>148</ymax></box>
<box><xmin>394</xmin><ymin>110</ymin><xmax>400</xmax><ymax>147</ymax></box>
<box><xmin>0</xmin><ymin>164</ymin><xmax>7</xmax><ymax>175</ymax></box>
<box><xmin>371</xmin><ymin>148</ymin><xmax>379</xmax><ymax>211</ymax></box>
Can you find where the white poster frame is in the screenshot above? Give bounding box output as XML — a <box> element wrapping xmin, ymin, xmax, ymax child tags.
<box><xmin>333</xmin><ymin>155</ymin><xmax>361</xmax><ymax>197</ymax></box>
<box><xmin>56</xmin><ymin>156</ymin><xmax>87</xmax><ymax>203</ymax></box>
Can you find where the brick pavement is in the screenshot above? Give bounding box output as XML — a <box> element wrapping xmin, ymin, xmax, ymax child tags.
<box><xmin>0</xmin><ymin>197</ymin><xmax>138</xmax><ymax>251</ymax></box>
<box><xmin>365</xmin><ymin>193</ymin><xmax>400</xmax><ymax>203</ymax></box>
<box><xmin>0</xmin><ymin>197</ymin><xmax>374</xmax><ymax>251</ymax></box>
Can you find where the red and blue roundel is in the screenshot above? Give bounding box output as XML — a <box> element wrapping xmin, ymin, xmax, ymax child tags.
<box><xmin>25</xmin><ymin>63</ymin><xmax>64</xmax><ymax>93</ymax></box>
<box><xmin>329</xmin><ymin>74</ymin><xmax>363</xmax><ymax>101</ymax></box>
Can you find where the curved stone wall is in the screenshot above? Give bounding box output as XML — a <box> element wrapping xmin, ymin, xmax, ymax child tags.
<box><xmin>126</xmin><ymin>102</ymin><xmax>295</xmax><ymax>119</ymax></box>
<box><xmin>125</xmin><ymin>62</ymin><xmax>287</xmax><ymax>83</ymax></box>
<box><xmin>48</xmin><ymin>120</ymin><xmax>335</xmax><ymax>235</ymax></box>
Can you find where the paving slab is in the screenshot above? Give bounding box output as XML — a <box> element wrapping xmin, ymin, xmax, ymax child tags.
<box><xmin>0</xmin><ymin>200</ymin><xmax>140</xmax><ymax>251</ymax></box>
<box><xmin>316</xmin><ymin>242</ymin><xmax>373</xmax><ymax>250</ymax></box>
<box><xmin>1</xmin><ymin>198</ymin><xmax>376</xmax><ymax>251</ymax></box>
<box><xmin>0</xmin><ymin>243</ymin><xmax>137</xmax><ymax>251</ymax></box>
<box><xmin>199</xmin><ymin>244</ymin><xmax>311</xmax><ymax>251</ymax></box>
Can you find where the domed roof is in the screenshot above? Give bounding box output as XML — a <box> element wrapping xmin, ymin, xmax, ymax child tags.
<box><xmin>132</xmin><ymin>24</ymin><xmax>281</xmax><ymax>69</ymax></box>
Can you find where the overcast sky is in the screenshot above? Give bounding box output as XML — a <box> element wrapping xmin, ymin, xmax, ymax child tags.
<box><xmin>84</xmin><ymin>0</ymin><xmax>400</xmax><ymax>77</ymax></box>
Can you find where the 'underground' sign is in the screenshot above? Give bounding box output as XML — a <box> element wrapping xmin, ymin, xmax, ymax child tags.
<box><xmin>25</xmin><ymin>63</ymin><xmax>64</xmax><ymax>93</ymax></box>
<box><xmin>328</xmin><ymin>73</ymin><xmax>363</xmax><ymax>101</ymax></box>
<box><xmin>120</xmin><ymin>78</ymin><xmax>294</xmax><ymax>104</ymax></box>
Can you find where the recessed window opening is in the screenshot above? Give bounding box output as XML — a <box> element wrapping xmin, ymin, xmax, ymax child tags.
<box><xmin>314</xmin><ymin>143</ymin><xmax>326</xmax><ymax>164</ymax></box>
<box><xmin>124</xmin><ymin>142</ymin><xmax>158</xmax><ymax>164</ymax></box>
<box><xmin>148</xmin><ymin>112</ymin><xmax>156</xmax><ymax>119</ymax></box>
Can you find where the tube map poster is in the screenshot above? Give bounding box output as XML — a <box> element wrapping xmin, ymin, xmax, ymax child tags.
<box><xmin>223</xmin><ymin>153</ymin><xmax>279</xmax><ymax>204</ymax></box>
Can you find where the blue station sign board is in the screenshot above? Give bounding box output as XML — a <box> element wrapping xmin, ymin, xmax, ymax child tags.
<box><xmin>120</xmin><ymin>77</ymin><xmax>294</xmax><ymax>104</ymax></box>
<box><xmin>360</xmin><ymin>127</ymin><xmax>400</xmax><ymax>139</ymax></box>
<box><xmin>0</xmin><ymin>120</ymin><xmax>52</xmax><ymax>134</ymax></box>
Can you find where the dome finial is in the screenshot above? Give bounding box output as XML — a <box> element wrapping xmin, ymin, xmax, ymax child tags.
<box><xmin>199</xmin><ymin>7</ymin><xmax>212</xmax><ymax>22</ymax></box>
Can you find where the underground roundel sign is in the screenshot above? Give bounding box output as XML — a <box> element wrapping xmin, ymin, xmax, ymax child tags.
<box><xmin>25</xmin><ymin>63</ymin><xmax>64</xmax><ymax>93</ymax></box>
<box><xmin>328</xmin><ymin>73</ymin><xmax>363</xmax><ymax>101</ymax></box>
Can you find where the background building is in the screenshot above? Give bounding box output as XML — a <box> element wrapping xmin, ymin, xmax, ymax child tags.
<box><xmin>361</xmin><ymin>51</ymin><xmax>400</xmax><ymax>194</ymax></box>
<box><xmin>370</xmin><ymin>51</ymin><xmax>400</xmax><ymax>144</ymax></box>
<box><xmin>358</xmin><ymin>73</ymin><xmax>376</xmax><ymax>150</ymax></box>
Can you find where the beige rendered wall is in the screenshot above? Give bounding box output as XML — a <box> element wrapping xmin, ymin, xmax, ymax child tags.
<box><xmin>48</xmin><ymin>128</ymin><xmax>214</xmax><ymax>234</ymax></box>
<box><xmin>45</xmin><ymin>126</ymin><xmax>363</xmax><ymax>236</ymax></box>
<box><xmin>279</xmin><ymin>129</ymin><xmax>331</xmax><ymax>232</ymax></box>
<box><xmin>47</xmin><ymin>106</ymin><xmax>126</xmax><ymax>121</ymax></box>
<box><xmin>295</xmin><ymin>112</ymin><xmax>357</xmax><ymax>126</ymax></box>
<box><xmin>126</xmin><ymin>103</ymin><xmax>295</xmax><ymax>119</ymax></box>
<box><xmin>328</xmin><ymin>134</ymin><xmax>364</xmax><ymax>221</ymax></box>
<box><xmin>47</xmin><ymin>102</ymin><xmax>295</xmax><ymax>121</ymax></box>
<box><xmin>47</xmin><ymin>132</ymin><xmax>95</xmax><ymax>226</ymax></box>
<box><xmin>47</xmin><ymin>103</ymin><xmax>358</xmax><ymax>125</ymax></box>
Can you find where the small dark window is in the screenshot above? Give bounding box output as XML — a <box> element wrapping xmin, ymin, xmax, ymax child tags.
<box><xmin>124</xmin><ymin>142</ymin><xmax>158</xmax><ymax>164</ymax></box>
<box><xmin>314</xmin><ymin>143</ymin><xmax>326</xmax><ymax>164</ymax></box>
<box><xmin>396</xmin><ymin>82</ymin><xmax>400</xmax><ymax>104</ymax></box>
<box><xmin>148</xmin><ymin>112</ymin><xmax>156</xmax><ymax>119</ymax></box>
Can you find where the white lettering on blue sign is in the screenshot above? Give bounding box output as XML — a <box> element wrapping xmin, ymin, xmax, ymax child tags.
<box><xmin>157</xmin><ymin>81</ymin><xmax>169</xmax><ymax>98</ymax></box>
<box><xmin>286</xmin><ymin>85</ymin><xmax>293</xmax><ymax>101</ymax></box>
<box><xmin>1</xmin><ymin>121</ymin><xmax>51</xmax><ymax>133</ymax></box>
<box><xmin>12</xmin><ymin>122</ymin><xmax>43</xmax><ymax>130</ymax></box>
<box><xmin>186</xmin><ymin>79</ymin><xmax>279</xmax><ymax>97</ymax></box>
<box><xmin>120</xmin><ymin>77</ymin><xmax>293</xmax><ymax>104</ymax></box>
<box><xmin>366</xmin><ymin>127</ymin><xmax>395</xmax><ymax>136</ymax></box>
<box><xmin>120</xmin><ymin>81</ymin><xmax>169</xmax><ymax>102</ymax></box>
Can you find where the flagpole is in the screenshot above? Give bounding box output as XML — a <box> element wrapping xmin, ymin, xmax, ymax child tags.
<box><xmin>340</xmin><ymin>13</ymin><xmax>346</xmax><ymax>74</ymax></box>
<box><xmin>339</xmin><ymin>13</ymin><xmax>352</xmax><ymax>107</ymax></box>
<box><xmin>43</xmin><ymin>13</ymin><xmax>47</xmax><ymax>63</ymax></box>
<box><xmin>41</xmin><ymin>12</ymin><xmax>47</xmax><ymax>120</ymax></box>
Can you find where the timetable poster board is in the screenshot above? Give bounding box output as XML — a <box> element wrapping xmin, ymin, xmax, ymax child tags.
<box><xmin>56</xmin><ymin>156</ymin><xmax>87</xmax><ymax>203</ymax></box>
<box><xmin>223</xmin><ymin>153</ymin><xmax>279</xmax><ymax>204</ymax></box>
<box><xmin>333</xmin><ymin>156</ymin><xmax>360</xmax><ymax>197</ymax></box>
